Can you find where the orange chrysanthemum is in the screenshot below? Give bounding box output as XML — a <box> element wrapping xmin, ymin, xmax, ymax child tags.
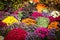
<box><xmin>22</xmin><ymin>18</ymin><xmax>36</xmax><ymax>25</ymax></box>
<box><xmin>36</xmin><ymin>3</ymin><xmax>47</xmax><ymax>12</ymax></box>
<box><xmin>48</xmin><ymin>21</ymin><xmax>59</xmax><ymax>29</ymax></box>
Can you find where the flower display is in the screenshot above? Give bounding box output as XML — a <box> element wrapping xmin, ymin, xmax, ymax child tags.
<box><xmin>48</xmin><ymin>21</ymin><xmax>59</xmax><ymax>29</ymax></box>
<box><xmin>4</xmin><ymin>28</ymin><xmax>27</xmax><ymax>40</ymax></box>
<box><xmin>36</xmin><ymin>17</ymin><xmax>49</xmax><ymax>28</ymax></box>
<box><xmin>0</xmin><ymin>0</ymin><xmax>60</xmax><ymax>40</ymax></box>
<box><xmin>36</xmin><ymin>3</ymin><xmax>47</xmax><ymax>12</ymax></box>
<box><xmin>34</xmin><ymin>27</ymin><xmax>49</xmax><ymax>39</ymax></box>
<box><xmin>2</xmin><ymin>16</ymin><xmax>18</xmax><ymax>25</ymax></box>
<box><xmin>22</xmin><ymin>18</ymin><xmax>36</xmax><ymax>25</ymax></box>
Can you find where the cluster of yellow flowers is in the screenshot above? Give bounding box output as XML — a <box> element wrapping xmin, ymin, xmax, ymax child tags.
<box><xmin>2</xmin><ymin>16</ymin><xmax>18</xmax><ymax>25</ymax></box>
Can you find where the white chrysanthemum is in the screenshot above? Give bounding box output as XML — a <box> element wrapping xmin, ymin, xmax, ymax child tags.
<box><xmin>51</xmin><ymin>11</ymin><xmax>60</xmax><ymax>18</ymax></box>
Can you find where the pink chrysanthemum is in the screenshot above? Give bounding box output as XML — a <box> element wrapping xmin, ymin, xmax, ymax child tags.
<box><xmin>31</xmin><ymin>12</ymin><xmax>42</xmax><ymax>19</ymax></box>
<box><xmin>4</xmin><ymin>28</ymin><xmax>27</xmax><ymax>40</ymax></box>
<box><xmin>34</xmin><ymin>27</ymin><xmax>49</xmax><ymax>39</ymax></box>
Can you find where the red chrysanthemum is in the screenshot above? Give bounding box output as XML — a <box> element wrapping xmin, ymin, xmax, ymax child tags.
<box><xmin>4</xmin><ymin>28</ymin><xmax>27</xmax><ymax>40</ymax></box>
<box><xmin>55</xmin><ymin>16</ymin><xmax>60</xmax><ymax>22</ymax></box>
<box><xmin>48</xmin><ymin>16</ymin><xmax>56</xmax><ymax>22</ymax></box>
<box><xmin>0</xmin><ymin>21</ymin><xmax>7</xmax><ymax>27</ymax></box>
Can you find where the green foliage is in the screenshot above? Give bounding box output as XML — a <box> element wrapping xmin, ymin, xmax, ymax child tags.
<box><xmin>0</xmin><ymin>0</ymin><xmax>28</xmax><ymax>11</ymax></box>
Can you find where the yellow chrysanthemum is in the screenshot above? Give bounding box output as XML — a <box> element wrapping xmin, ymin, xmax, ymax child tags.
<box><xmin>2</xmin><ymin>16</ymin><xmax>18</xmax><ymax>25</ymax></box>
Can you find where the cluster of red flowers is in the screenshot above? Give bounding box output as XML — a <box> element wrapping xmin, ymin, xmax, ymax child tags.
<box><xmin>4</xmin><ymin>28</ymin><xmax>27</xmax><ymax>40</ymax></box>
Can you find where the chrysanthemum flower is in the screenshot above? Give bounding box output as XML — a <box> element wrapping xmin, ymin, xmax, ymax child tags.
<box><xmin>34</xmin><ymin>27</ymin><xmax>49</xmax><ymax>39</ymax></box>
<box><xmin>50</xmin><ymin>11</ymin><xmax>60</xmax><ymax>18</ymax></box>
<box><xmin>36</xmin><ymin>17</ymin><xmax>49</xmax><ymax>28</ymax></box>
<box><xmin>31</xmin><ymin>12</ymin><xmax>42</xmax><ymax>19</ymax></box>
<box><xmin>36</xmin><ymin>3</ymin><xmax>47</xmax><ymax>12</ymax></box>
<box><xmin>4</xmin><ymin>28</ymin><xmax>27</xmax><ymax>40</ymax></box>
<box><xmin>22</xmin><ymin>18</ymin><xmax>36</xmax><ymax>25</ymax></box>
<box><xmin>48</xmin><ymin>21</ymin><xmax>59</xmax><ymax>29</ymax></box>
<box><xmin>48</xmin><ymin>16</ymin><xmax>56</xmax><ymax>22</ymax></box>
<box><xmin>2</xmin><ymin>16</ymin><xmax>18</xmax><ymax>25</ymax></box>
